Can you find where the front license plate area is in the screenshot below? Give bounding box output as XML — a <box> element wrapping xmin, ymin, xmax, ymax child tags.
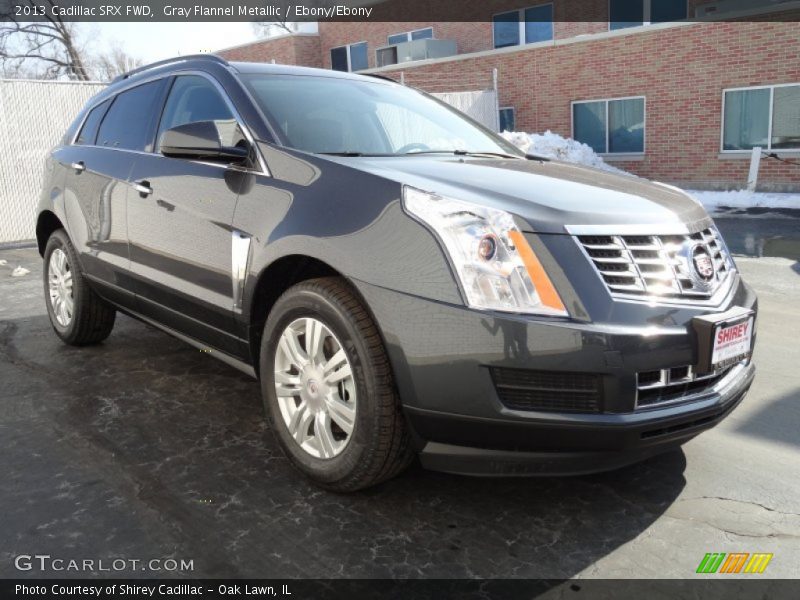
<box><xmin>692</xmin><ymin>307</ymin><xmax>754</xmax><ymax>375</ymax></box>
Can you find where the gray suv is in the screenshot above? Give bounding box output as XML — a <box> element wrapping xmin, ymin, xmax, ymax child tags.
<box><xmin>36</xmin><ymin>55</ymin><xmax>756</xmax><ymax>490</ymax></box>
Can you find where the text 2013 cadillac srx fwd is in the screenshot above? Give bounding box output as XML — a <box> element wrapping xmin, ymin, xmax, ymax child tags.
<box><xmin>37</xmin><ymin>56</ymin><xmax>756</xmax><ymax>490</ymax></box>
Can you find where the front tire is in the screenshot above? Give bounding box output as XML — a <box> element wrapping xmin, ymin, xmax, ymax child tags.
<box><xmin>43</xmin><ymin>229</ymin><xmax>116</xmax><ymax>346</ymax></box>
<box><xmin>260</xmin><ymin>277</ymin><xmax>413</xmax><ymax>491</ymax></box>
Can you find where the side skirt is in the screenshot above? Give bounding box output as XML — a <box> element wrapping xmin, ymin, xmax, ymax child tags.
<box><xmin>129</xmin><ymin>309</ymin><xmax>257</xmax><ymax>379</ymax></box>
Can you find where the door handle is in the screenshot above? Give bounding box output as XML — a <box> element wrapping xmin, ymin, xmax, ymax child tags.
<box><xmin>132</xmin><ymin>180</ymin><xmax>153</xmax><ymax>197</ymax></box>
<box><xmin>71</xmin><ymin>161</ymin><xmax>85</xmax><ymax>174</ymax></box>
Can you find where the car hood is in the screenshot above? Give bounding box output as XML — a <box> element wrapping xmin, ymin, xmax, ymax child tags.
<box><xmin>335</xmin><ymin>156</ymin><xmax>710</xmax><ymax>234</ymax></box>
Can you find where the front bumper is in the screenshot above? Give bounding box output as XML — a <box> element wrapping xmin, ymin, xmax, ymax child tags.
<box><xmin>353</xmin><ymin>275</ymin><xmax>757</xmax><ymax>476</ymax></box>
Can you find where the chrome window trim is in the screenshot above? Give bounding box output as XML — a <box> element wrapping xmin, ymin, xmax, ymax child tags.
<box><xmin>70</xmin><ymin>70</ymin><xmax>270</xmax><ymax>177</ymax></box>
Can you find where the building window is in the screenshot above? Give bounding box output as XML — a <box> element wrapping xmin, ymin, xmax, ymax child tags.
<box><xmin>609</xmin><ymin>0</ymin><xmax>688</xmax><ymax>31</ymax></box>
<box><xmin>722</xmin><ymin>84</ymin><xmax>800</xmax><ymax>151</ymax></box>
<box><xmin>573</xmin><ymin>97</ymin><xmax>645</xmax><ymax>154</ymax></box>
<box><xmin>499</xmin><ymin>107</ymin><xmax>516</xmax><ymax>132</ymax></box>
<box><xmin>493</xmin><ymin>4</ymin><xmax>554</xmax><ymax>49</ymax></box>
<box><xmin>330</xmin><ymin>42</ymin><xmax>368</xmax><ymax>72</ymax></box>
<box><xmin>388</xmin><ymin>28</ymin><xmax>433</xmax><ymax>45</ymax></box>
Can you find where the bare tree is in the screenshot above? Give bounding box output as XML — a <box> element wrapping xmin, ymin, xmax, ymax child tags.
<box><xmin>0</xmin><ymin>0</ymin><xmax>91</xmax><ymax>80</ymax></box>
<box><xmin>92</xmin><ymin>44</ymin><xmax>143</xmax><ymax>82</ymax></box>
<box><xmin>251</xmin><ymin>0</ymin><xmax>332</xmax><ymax>38</ymax></box>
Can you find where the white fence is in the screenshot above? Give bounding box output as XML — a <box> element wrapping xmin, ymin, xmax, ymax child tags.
<box><xmin>433</xmin><ymin>90</ymin><xmax>500</xmax><ymax>132</ymax></box>
<box><xmin>0</xmin><ymin>79</ymin><xmax>106</xmax><ymax>244</ymax></box>
<box><xmin>400</xmin><ymin>69</ymin><xmax>501</xmax><ymax>132</ymax></box>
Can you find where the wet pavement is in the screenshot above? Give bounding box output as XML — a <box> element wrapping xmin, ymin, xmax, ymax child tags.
<box><xmin>715</xmin><ymin>211</ymin><xmax>800</xmax><ymax>262</ymax></box>
<box><xmin>1</xmin><ymin>216</ymin><xmax>799</xmax><ymax>580</ymax></box>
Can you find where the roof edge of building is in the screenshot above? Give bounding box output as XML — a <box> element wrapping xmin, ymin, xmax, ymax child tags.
<box><xmin>216</xmin><ymin>31</ymin><xmax>320</xmax><ymax>54</ymax></box>
<box><xmin>361</xmin><ymin>2</ymin><xmax>800</xmax><ymax>75</ymax></box>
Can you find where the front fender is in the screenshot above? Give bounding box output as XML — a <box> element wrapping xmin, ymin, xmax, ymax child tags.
<box><xmin>234</xmin><ymin>146</ymin><xmax>463</xmax><ymax>323</ymax></box>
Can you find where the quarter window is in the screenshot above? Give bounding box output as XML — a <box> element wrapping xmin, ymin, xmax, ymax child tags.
<box><xmin>157</xmin><ymin>75</ymin><xmax>244</xmax><ymax>151</ymax></box>
<box><xmin>75</xmin><ymin>100</ymin><xmax>110</xmax><ymax>145</ymax></box>
<box><xmin>722</xmin><ymin>84</ymin><xmax>800</xmax><ymax>151</ymax></box>
<box><xmin>96</xmin><ymin>79</ymin><xmax>167</xmax><ymax>152</ymax></box>
<box><xmin>493</xmin><ymin>4</ymin><xmax>554</xmax><ymax>49</ymax></box>
<box><xmin>609</xmin><ymin>0</ymin><xmax>687</xmax><ymax>31</ymax></box>
<box><xmin>388</xmin><ymin>28</ymin><xmax>434</xmax><ymax>45</ymax></box>
<box><xmin>573</xmin><ymin>97</ymin><xmax>645</xmax><ymax>154</ymax></box>
<box><xmin>330</xmin><ymin>42</ymin><xmax>368</xmax><ymax>72</ymax></box>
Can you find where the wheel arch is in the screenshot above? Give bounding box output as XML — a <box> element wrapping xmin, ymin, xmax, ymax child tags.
<box><xmin>36</xmin><ymin>210</ymin><xmax>65</xmax><ymax>257</ymax></box>
<box><xmin>247</xmin><ymin>254</ymin><xmax>384</xmax><ymax>377</ymax></box>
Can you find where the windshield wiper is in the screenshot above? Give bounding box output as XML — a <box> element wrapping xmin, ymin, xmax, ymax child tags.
<box><xmin>399</xmin><ymin>149</ymin><xmax>525</xmax><ymax>160</ymax></box>
<box><xmin>318</xmin><ymin>151</ymin><xmax>395</xmax><ymax>157</ymax></box>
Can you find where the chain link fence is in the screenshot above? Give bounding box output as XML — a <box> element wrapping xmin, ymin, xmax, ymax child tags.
<box><xmin>0</xmin><ymin>79</ymin><xmax>106</xmax><ymax>245</ymax></box>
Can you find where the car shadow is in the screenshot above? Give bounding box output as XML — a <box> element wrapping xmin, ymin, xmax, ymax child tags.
<box><xmin>733</xmin><ymin>386</ymin><xmax>800</xmax><ymax>449</ymax></box>
<box><xmin>0</xmin><ymin>313</ymin><xmax>686</xmax><ymax>579</ymax></box>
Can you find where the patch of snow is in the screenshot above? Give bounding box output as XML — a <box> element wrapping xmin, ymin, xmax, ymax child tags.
<box><xmin>685</xmin><ymin>189</ymin><xmax>800</xmax><ymax>214</ymax></box>
<box><xmin>0</xmin><ymin>259</ymin><xmax>7</xmax><ymax>266</ymax></box>
<box><xmin>501</xmin><ymin>130</ymin><xmax>633</xmax><ymax>176</ymax></box>
<box><xmin>11</xmin><ymin>266</ymin><xmax>30</xmax><ymax>277</ymax></box>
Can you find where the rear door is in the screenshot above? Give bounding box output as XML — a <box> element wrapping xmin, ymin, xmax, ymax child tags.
<box><xmin>55</xmin><ymin>87</ymin><xmax>159</xmax><ymax>308</ymax></box>
<box><xmin>126</xmin><ymin>74</ymin><xmax>251</xmax><ymax>357</ymax></box>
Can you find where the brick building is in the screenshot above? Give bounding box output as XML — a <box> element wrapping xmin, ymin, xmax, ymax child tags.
<box><xmin>219</xmin><ymin>2</ymin><xmax>800</xmax><ymax>191</ymax></box>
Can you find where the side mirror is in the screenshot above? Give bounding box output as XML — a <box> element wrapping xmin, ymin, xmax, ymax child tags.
<box><xmin>160</xmin><ymin>121</ymin><xmax>249</xmax><ymax>162</ymax></box>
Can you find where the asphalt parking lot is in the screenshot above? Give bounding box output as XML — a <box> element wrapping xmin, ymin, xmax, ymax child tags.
<box><xmin>1</xmin><ymin>217</ymin><xmax>799</xmax><ymax>580</ymax></box>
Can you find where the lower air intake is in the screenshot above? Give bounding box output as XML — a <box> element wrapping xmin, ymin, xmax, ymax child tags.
<box><xmin>490</xmin><ymin>368</ymin><xmax>602</xmax><ymax>413</ymax></box>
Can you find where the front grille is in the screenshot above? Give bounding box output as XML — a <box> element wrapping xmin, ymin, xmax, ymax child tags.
<box><xmin>576</xmin><ymin>227</ymin><xmax>735</xmax><ymax>301</ymax></box>
<box><xmin>491</xmin><ymin>368</ymin><xmax>602</xmax><ymax>413</ymax></box>
<box><xmin>636</xmin><ymin>362</ymin><xmax>741</xmax><ymax>409</ymax></box>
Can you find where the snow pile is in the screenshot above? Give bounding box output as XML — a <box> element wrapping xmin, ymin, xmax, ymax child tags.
<box><xmin>501</xmin><ymin>130</ymin><xmax>633</xmax><ymax>176</ymax></box>
<box><xmin>11</xmin><ymin>266</ymin><xmax>30</xmax><ymax>277</ymax></box>
<box><xmin>685</xmin><ymin>189</ymin><xmax>800</xmax><ymax>213</ymax></box>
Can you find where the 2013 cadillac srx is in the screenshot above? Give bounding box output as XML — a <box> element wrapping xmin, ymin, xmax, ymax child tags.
<box><xmin>37</xmin><ymin>55</ymin><xmax>756</xmax><ymax>490</ymax></box>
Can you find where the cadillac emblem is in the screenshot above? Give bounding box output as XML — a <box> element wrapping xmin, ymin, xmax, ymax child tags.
<box><xmin>692</xmin><ymin>245</ymin><xmax>715</xmax><ymax>281</ymax></box>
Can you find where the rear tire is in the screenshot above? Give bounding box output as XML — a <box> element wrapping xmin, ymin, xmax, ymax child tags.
<box><xmin>43</xmin><ymin>229</ymin><xmax>116</xmax><ymax>346</ymax></box>
<box><xmin>260</xmin><ymin>277</ymin><xmax>413</xmax><ymax>491</ymax></box>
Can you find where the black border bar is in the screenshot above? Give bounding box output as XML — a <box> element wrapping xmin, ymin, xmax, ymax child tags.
<box><xmin>1</xmin><ymin>0</ymin><xmax>800</xmax><ymax>22</ymax></box>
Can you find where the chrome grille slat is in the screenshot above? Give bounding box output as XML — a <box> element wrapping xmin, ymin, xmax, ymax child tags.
<box><xmin>636</xmin><ymin>362</ymin><xmax>745</xmax><ymax>409</ymax></box>
<box><xmin>576</xmin><ymin>226</ymin><xmax>736</xmax><ymax>302</ymax></box>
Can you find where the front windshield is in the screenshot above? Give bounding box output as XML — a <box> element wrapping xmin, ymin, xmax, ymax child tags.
<box><xmin>242</xmin><ymin>73</ymin><xmax>525</xmax><ymax>157</ymax></box>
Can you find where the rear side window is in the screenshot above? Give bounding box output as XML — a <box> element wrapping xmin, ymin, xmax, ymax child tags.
<box><xmin>156</xmin><ymin>75</ymin><xmax>244</xmax><ymax>150</ymax></box>
<box><xmin>97</xmin><ymin>79</ymin><xmax>167</xmax><ymax>151</ymax></box>
<box><xmin>75</xmin><ymin>100</ymin><xmax>110</xmax><ymax>146</ymax></box>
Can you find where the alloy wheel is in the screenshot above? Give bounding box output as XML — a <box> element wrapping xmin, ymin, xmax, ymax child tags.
<box><xmin>48</xmin><ymin>248</ymin><xmax>73</xmax><ymax>327</ymax></box>
<box><xmin>273</xmin><ymin>317</ymin><xmax>357</xmax><ymax>459</ymax></box>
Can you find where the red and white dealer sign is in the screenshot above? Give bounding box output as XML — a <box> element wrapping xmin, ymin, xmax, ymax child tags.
<box><xmin>712</xmin><ymin>316</ymin><xmax>754</xmax><ymax>365</ymax></box>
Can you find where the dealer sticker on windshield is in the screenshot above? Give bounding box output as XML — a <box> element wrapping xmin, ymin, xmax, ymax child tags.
<box><xmin>712</xmin><ymin>316</ymin><xmax>754</xmax><ymax>369</ymax></box>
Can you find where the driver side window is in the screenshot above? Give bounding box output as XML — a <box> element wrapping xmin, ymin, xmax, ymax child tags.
<box><xmin>157</xmin><ymin>75</ymin><xmax>246</xmax><ymax>153</ymax></box>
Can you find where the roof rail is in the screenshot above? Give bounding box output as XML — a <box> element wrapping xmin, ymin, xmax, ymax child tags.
<box><xmin>111</xmin><ymin>54</ymin><xmax>229</xmax><ymax>84</ymax></box>
<box><xmin>362</xmin><ymin>73</ymin><xmax>401</xmax><ymax>84</ymax></box>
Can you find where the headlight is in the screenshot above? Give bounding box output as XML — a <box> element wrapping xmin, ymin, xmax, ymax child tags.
<box><xmin>402</xmin><ymin>186</ymin><xmax>567</xmax><ymax>316</ymax></box>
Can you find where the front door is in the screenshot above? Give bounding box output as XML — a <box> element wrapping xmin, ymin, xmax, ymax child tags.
<box><xmin>126</xmin><ymin>74</ymin><xmax>251</xmax><ymax>357</ymax></box>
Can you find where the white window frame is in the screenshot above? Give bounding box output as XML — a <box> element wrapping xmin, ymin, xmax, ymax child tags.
<box><xmin>607</xmin><ymin>0</ymin><xmax>689</xmax><ymax>31</ymax></box>
<box><xmin>499</xmin><ymin>106</ymin><xmax>516</xmax><ymax>132</ymax></box>
<box><xmin>387</xmin><ymin>27</ymin><xmax>434</xmax><ymax>45</ymax></box>
<box><xmin>330</xmin><ymin>41</ymin><xmax>368</xmax><ymax>72</ymax></box>
<box><xmin>571</xmin><ymin>95</ymin><xmax>647</xmax><ymax>156</ymax></box>
<box><xmin>492</xmin><ymin>4</ymin><xmax>554</xmax><ymax>49</ymax></box>
<box><xmin>720</xmin><ymin>82</ymin><xmax>800</xmax><ymax>154</ymax></box>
